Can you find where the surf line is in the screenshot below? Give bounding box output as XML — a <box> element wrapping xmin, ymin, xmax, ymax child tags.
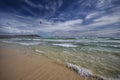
<box><xmin>35</xmin><ymin>49</ymin><xmax>106</xmax><ymax>80</ymax></box>
<box><xmin>66</xmin><ymin>63</ymin><xmax>106</xmax><ymax>80</ymax></box>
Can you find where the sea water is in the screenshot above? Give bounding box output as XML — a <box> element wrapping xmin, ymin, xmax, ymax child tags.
<box><xmin>1</xmin><ymin>37</ymin><xmax>120</xmax><ymax>79</ymax></box>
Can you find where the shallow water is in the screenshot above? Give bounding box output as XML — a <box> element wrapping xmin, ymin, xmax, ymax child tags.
<box><xmin>1</xmin><ymin>37</ymin><xmax>120</xmax><ymax>79</ymax></box>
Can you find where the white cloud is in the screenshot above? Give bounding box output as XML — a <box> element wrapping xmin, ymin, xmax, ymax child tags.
<box><xmin>21</xmin><ymin>5</ymin><xmax>36</xmax><ymax>16</ymax></box>
<box><xmin>85</xmin><ymin>12</ymin><xmax>104</xmax><ymax>19</ymax></box>
<box><xmin>0</xmin><ymin>10</ymin><xmax>120</xmax><ymax>37</ymax></box>
<box><xmin>57</xmin><ymin>0</ymin><xmax>63</xmax><ymax>8</ymax></box>
<box><xmin>1</xmin><ymin>26</ymin><xmax>34</xmax><ymax>34</ymax></box>
<box><xmin>77</xmin><ymin>28</ymin><xmax>120</xmax><ymax>37</ymax></box>
<box><xmin>37</xmin><ymin>19</ymin><xmax>83</xmax><ymax>32</ymax></box>
<box><xmin>80</xmin><ymin>11</ymin><xmax>120</xmax><ymax>32</ymax></box>
<box><xmin>0</xmin><ymin>13</ymin><xmax>36</xmax><ymax>34</ymax></box>
<box><xmin>88</xmin><ymin>14</ymin><xmax>120</xmax><ymax>27</ymax></box>
<box><xmin>96</xmin><ymin>0</ymin><xmax>112</xmax><ymax>9</ymax></box>
<box><xmin>59</xmin><ymin>19</ymin><xmax>83</xmax><ymax>26</ymax></box>
<box><xmin>85</xmin><ymin>7</ymin><xmax>120</xmax><ymax>30</ymax></box>
<box><xmin>24</xmin><ymin>0</ymin><xmax>43</xmax><ymax>8</ymax></box>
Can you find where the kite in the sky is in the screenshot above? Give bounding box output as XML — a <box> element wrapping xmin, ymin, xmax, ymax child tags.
<box><xmin>40</xmin><ymin>21</ymin><xmax>42</xmax><ymax>24</ymax></box>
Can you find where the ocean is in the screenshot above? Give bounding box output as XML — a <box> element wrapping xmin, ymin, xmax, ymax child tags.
<box><xmin>1</xmin><ymin>37</ymin><xmax>120</xmax><ymax>79</ymax></box>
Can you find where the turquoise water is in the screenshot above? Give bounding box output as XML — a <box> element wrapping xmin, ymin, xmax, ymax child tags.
<box><xmin>1</xmin><ymin>37</ymin><xmax>120</xmax><ymax>79</ymax></box>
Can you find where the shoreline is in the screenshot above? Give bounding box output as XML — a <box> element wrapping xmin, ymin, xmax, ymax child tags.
<box><xmin>35</xmin><ymin>49</ymin><xmax>105</xmax><ymax>80</ymax></box>
<box><xmin>0</xmin><ymin>42</ymin><xmax>98</xmax><ymax>80</ymax></box>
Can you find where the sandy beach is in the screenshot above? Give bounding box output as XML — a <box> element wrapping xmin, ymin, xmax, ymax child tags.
<box><xmin>0</xmin><ymin>42</ymin><xmax>98</xmax><ymax>80</ymax></box>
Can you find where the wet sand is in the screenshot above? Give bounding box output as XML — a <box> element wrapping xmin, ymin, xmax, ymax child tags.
<box><xmin>0</xmin><ymin>42</ymin><xmax>96</xmax><ymax>80</ymax></box>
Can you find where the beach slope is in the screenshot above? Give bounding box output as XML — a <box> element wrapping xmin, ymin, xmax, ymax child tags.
<box><xmin>0</xmin><ymin>43</ymin><xmax>98</xmax><ymax>80</ymax></box>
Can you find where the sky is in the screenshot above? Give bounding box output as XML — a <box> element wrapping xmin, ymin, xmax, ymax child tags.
<box><xmin>0</xmin><ymin>0</ymin><xmax>120</xmax><ymax>37</ymax></box>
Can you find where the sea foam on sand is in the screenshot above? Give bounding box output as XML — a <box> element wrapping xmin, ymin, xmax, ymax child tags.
<box><xmin>35</xmin><ymin>50</ymin><xmax>45</xmax><ymax>53</ymax></box>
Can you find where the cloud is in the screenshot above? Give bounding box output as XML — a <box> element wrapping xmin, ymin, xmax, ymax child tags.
<box><xmin>84</xmin><ymin>15</ymin><xmax>120</xmax><ymax>30</ymax></box>
<box><xmin>24</xmin><ymin>0</ymin><xmax>43</xmax><ymax>8</ymax></box>
<box><xmin>85</xmin><ymin>12</ymin><xmax>104</xmax><ymax>19</ymax></box>
<box><xmin>36</xmin><ymin>19</ymin><xmax>83</xmax><ymax>32</ymax></box>
<box><xmin>24</xmin><ymin>0</ymin><xmax>59</xmax><ymax>13</ymax></box>
<box><xmin>1</xmin><ymin>25</ymin><xmax>35</xmax><ymax>34</ymax></box>
<box><xmin>0</xmin><ymin>12</ymin><xmax>119</xmax><ymax>35</ymax></box>
<box><xmin>57</xmin><ymin>0</ymin><xmax>63</xmax><ymax>8</ymax></box>
<box><xmin>4</xmin><ymin>27</ymin><xmax>30</xmax><ymax>33</ymax></box>
<box><xmin>77</xmin><ymin>28</ymin><xmax>120</xmax><ymax>37</ymax></box>
<box><xmin>0</xmin><ymin>13</ymin><xmax>36</xmax><ymax>34</ymax></box>
<box><xmin>86</xmin><ymin>12</ymin><xmax>120</xmax><ymax>28</ymax></box>
<box><xmin>0</xmin><ymin>9</ymin><xmax>120</xmax><ymax>37</ymax></box>
<box><xmin>96</xmin><ymin>0</ymin><xmax>113</xmax><ymax>9</ymax></box>
<box><xmin>47</xmin><ymin>9</ymin><xmax>120</xmax><ymax>37</ymax></box>
<box><xmin>59</xmin><ymin>19</ymin><xmax>83</xmax><ymax>26</ymax></box>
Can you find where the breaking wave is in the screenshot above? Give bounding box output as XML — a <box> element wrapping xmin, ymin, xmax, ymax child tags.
<box><xmin>66</xmin><ymin>63</ymin><xmax>106</xmax><ymax>80</ymax></box>
<box><xmin>53</xmin><ymin>43</ymin><xmax>77</xmax><ymax>48</ymax></box>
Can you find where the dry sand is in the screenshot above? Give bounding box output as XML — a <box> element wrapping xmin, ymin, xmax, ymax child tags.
<box><xmin>0</xmin><ymin>43</ymin><xmax>95</xmax><ymax>80</ymax></box>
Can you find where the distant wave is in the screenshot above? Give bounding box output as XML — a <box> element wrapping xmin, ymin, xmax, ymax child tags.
<box><xmin>53</xmin><ymin>43</ymin><xmax>77</xmax><ymax>48</ymax></box>
<box><xmin>39</xmin><ymin>39</ymin><xmax>120</xmax><ymax>44</ymax></box>
<box><xmin>17</xmin><ymin>42</ymin><xmax>41</xmax><ymax>46</ymax></box>
<box><xmin>1</xmin><ymin>40</ymin><xmax>42</xmax><ymax>46</ymax></box>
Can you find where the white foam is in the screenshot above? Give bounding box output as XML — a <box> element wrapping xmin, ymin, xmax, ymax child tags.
<box><xmin>35</xmin><ymin>50</ymin><xmax>45</xmax><ymax>53</ymax></box>
<box><xmin>53</xmin><ymin>43</ymin><xmax>77</xmax><ymax>48</ymax></box>
<box><xmin>1</xmin><ymin>39</ymin><xmax>42</xmax><ymax>46</ymax></box>
<box><xmin>67</xmin><ymin>63</ymin><xmax>93</xmax><ymax>77</ymax></box>
<box><xmin>42</xmin><ymin>39</ymin><xmax>74</xmax><ymax>42</ymax></box>
<box><xmin>17</xmin><ymin>42</ymin><xmax>41</xmax><ymax>45</ymax></box>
